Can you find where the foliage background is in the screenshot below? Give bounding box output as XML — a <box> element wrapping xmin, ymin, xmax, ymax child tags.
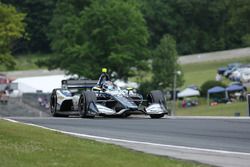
<box><xmin>2</xmin><ymin>0</ymin><xmax>250</xmax><ymax>90</ymax></box>
<box><xmin>0</xmin><ymin>3</ymin><xmax>25</xmax><ymax>70</ymax></box>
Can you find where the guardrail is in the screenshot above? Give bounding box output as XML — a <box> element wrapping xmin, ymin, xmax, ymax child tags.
<box><xmin>22</xmin><ymin>93</ymin><xmax>51</xmax><ymax>114</ymax></box>
<box><xmin>0</xmin><ymin>83</ymin><xmax>18</xmax><ymax>91</ymax></box>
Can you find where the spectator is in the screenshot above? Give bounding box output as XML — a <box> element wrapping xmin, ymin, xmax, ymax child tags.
<box><xmin>38</xmin><ymin>96</ymin><xmax>42</xmax><ymax>106</ymax></box>
<box><xmin>240</xmin><ymin>91</ymin><xmax>246</xmax><ymax>101</ymax></box>
<box><xmin>215</xmin><ymin>74</ymin><xmax>222</xmax><ymax>81</ymax></box>
<box><xmin>182</xmin><ymin>100</ymin><xmax>186</xmax><ymax>108</ymax></box>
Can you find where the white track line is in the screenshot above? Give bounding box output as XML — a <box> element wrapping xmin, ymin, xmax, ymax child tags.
<box><xmin>3</xmin><ymin>118</ymin><xmax>250</xmax><ymax>156</ymax></box>
<box><xmin>5</xmin><ymin>116</ymin><xmax>250</xmax><ymax>120</ymax></box>
<box><xmin>171</xmin><ymin>116</ymin><xmax>250</xmax><ymax>119</ymax></box>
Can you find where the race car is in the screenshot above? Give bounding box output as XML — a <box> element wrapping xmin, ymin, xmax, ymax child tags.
<box><xmin>50</xmin><ymin>70</ymin><xmax>169</xmax><ymax>118</ymax></box>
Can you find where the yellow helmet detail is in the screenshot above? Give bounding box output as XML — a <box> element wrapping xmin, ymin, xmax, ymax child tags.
<box><xmin>102</xmin><ymin>68</ymin><xmax>107</xmax><ymax>73</ymax></box>
<box><xmin>127</xmin><ymin>87</ymin><xmax>134</xmax><ymax>91</ymax></box>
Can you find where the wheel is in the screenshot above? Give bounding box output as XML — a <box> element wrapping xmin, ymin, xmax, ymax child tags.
<box><xmin>78</xmin><ymin>91</ymin><xmax>96</xmax><ymax>118</ymax></box>
<box><xmin>50</xmin><ymin>89</ymin><xmax>60</xmax><ymax>117</ymax></box>
<box><xmin>147</xmin><ymin>90</ymin><xmax>166</xmax><ymax>105</ymax></box>
<box><xmin>147</xmin><ymin>90</ymin><xmax>166</xmax><ymax>119</ymax></box>
<box><xmin>78</xmin><ymin>94</ymin><xmax>86</xmax><ymax>118</ymax></box>
<box><xmin>120</xmin><ymin>112</ymin><xmax>131</xmax><ymax>118</ymax></box>
<box><xmin>150</xmin><ymin>114</ymin><xmax>165</xmax><ymax>119</ymax></box>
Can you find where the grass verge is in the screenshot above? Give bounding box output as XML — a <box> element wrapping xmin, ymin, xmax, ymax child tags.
<box><xmin>177</xmin><ymin>57</ymin><xmax>250</xmax><ymax>116</ymax></box>
<box><xmin>176</xmin><ymin>101</ymin><xmax>248</xmax><ymax>116</ymax></box>
<box><xmin>181</xmin><ymin>56</ymin><xmax>250</xmax><ymax>87</ymax></box>
<box><xmin>0</xmin><ymin>119</ymin><xmax>208</xmax><ymax>167</ymax></box>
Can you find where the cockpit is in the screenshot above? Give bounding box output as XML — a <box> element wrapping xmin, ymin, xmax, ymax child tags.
<box><xmin>102</xmin><ymin>81</ymin><xmax>119</xmax><ymax>91</ymax></box>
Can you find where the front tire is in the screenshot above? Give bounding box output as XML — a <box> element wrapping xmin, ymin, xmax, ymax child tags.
<box><xmin>147</xmin><ymin>90</ymin><xmax>166</xmax><ymax>119</ymax></box>
<box><xmin>78</xmin><ymin>91</ymin><xmax>96</xmax><ymax>118</ymax></box>
<box><xmin>147</xmin><ymin>90</ymin><xmax>165</xmax><ymax>105</ymax></box>
<box><xmin>149</xmin><ymin>114</ymin><xmax>165</xmax><ymax>119</ymax></box>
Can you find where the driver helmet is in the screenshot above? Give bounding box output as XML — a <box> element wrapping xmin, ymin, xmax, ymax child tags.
<box><xmin>102</xmin><ymin>81</ymin><xmax>114</xmax><ymax>91</ymax></box>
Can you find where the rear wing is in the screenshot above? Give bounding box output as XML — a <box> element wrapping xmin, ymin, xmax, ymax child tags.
<box><xmin>61</xmin><ymin>79</ymin><xmax>98</xmax><ymax>89</ymax></box>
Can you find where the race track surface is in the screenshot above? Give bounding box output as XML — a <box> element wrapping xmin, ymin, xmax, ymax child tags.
<box><xmin>6</xmin><ymin>116</ymin><xmax>250</xmax><ymax>167</ymax></box>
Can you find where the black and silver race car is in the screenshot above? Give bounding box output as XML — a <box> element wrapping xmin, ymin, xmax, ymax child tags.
<box><xmin>50</xmin><ymin>72</ymin><xmax>169</xmax><ymax>119</ymax></box>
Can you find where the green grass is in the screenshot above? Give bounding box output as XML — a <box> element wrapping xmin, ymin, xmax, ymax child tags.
<box><xmin>176</xmin><ymin>101</ymin><xmax>248</xmax><ymax>116</ymax></box>
<box><xmin>0</xmin><ymin>120</ymin><xmax>208</xmax><ymax>167</ymax></box>
<box><xmin>175</xmin><ymin>57</ymin><xmax>250</xmax><ymax>116</ymax></box>
<box><xmin>182</xmin><ymin>57</ymin><xmax>250</xmax><ymax>87</ymax></box>
<box><xmin>13</xmin><ymin>54</ymin><xmax>41</xmax><ymax>70</ymax></box>
<box><xmin>0</xmin><ymin>54</ymin><xmax>52</xmax><ymax>71</ymax></box>
<box><xmin>131</xmin><ymin>56</ymin><xmax>250</xmax><ymax>87</ymax></box>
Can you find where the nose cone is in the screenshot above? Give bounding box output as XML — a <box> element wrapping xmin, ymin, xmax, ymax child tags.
<box><xmin>128</xmin><ymin>105</ymin><xmax>138</xmax><ymax>111</ymax></box>
<box><xmin>114</xmin><ymin>95</ymin><xmax>138</xmax><ymax>110</ymax></box>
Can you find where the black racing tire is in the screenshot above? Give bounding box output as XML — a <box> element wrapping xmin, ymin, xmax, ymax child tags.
<box><xmin>150</xmin><ymin>114</ymin><xmax>165</xmax><ymax>119</ymax></box>
<box><xmin>120</xmin><ymin>112</ymin><xmax>131</xmax><ymax>118</ymax></box>
<box><xmin>147</xmin><ymin>90</ymin><xmax>166</xmax><ymax>119</ymax></box>
<box><xmin>50</xmin><ymin>89</ymin><xmax>60</xmax><ymax>117</ymax></box>
<box><xmin>78</xmin><ymin>91</ymin><xmax>96</xmax><ymax>118</ymax></box>
<box><xmin>147</xmin><ymin>90</ymin><xmax>165</xmax><ymax>105</ymax></box>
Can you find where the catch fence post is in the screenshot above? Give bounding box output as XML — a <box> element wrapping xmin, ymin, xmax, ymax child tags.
<box><xmin>247</xmin><ymin>94</ymin><xmax>250</xmax><ymax>116</ymax></box>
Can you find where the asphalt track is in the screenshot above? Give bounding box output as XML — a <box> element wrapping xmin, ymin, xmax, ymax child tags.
<box><xmin>5</xmin><ymin>116</ymin><xmax>250</xmax><ymax>167</ymax></box>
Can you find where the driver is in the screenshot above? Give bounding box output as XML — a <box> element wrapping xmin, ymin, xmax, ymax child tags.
<box><xmin>102</xmin><ymin>81</ymin><xmax>115</xmax><ymax>91</ymax></box>
<box><xmin>97</xmin><ymin>68</ymin><xmax>110</xmax><ymax>87</ymax></box>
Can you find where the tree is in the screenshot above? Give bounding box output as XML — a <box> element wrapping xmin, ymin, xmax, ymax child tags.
<box><xmin>228</xmin><ymin>0</ymin><xmax>250</xmax><ymax>48</ymax></box>
<box><xmin>1</xmin><ymin>0</ymin><xmax>57</xmax><ymax>53</ymax></box>
<box><xmin>0</xmin><ymin>3</ymin><xmax>25</xmax><ymax>69</ymax></box>
<box><xmin>200</xmin><ymin>80</ymin><xmax>226</xmax><ymax>97</ymax></box>
<box><xmin>140</xmin><ymin>0</ymin><xmax>236</xmax><ymax>55</ymax></box>
<box><xmin>45</xmin><ymin>0</ymin><xmax>149</xmax><ymax>80</ymax></box>
<box><xmin>151</xmin><ymin>34</ymin><xmax>183</xmax><ymax>90</ymax></box>
<box><xmin>2</xmin><ymin>0</ymin><xmax>250</xmax><ymax>56</ymax></box>
<box><xmin>242</xmin><ymin>34</ymin><xmax>250</xmax><ymax>47</ymax></box>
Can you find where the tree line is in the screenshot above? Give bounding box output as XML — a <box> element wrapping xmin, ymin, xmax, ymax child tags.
<box><xmin>3</xmin><ymin>0</ymin><xmax>250</xmax><ymax>55</ymax></box>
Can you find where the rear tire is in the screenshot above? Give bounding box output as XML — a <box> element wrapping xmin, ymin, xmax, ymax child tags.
<box><xmin>78</xmin><ymin>91</ymin><xmax>96</xmax><ymax>118</ymax></box>
<box><xmin>147</xmin><ymin>90</ymin><xmax>166</xmax><ymax>119</ymax></box>
<box><xmin>50</xmin><ymin>89</ymin><xmax>60</xmax><ymax>117</ymax></box>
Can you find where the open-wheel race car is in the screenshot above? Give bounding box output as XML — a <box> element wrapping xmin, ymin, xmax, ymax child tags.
<box><xmin>50</xmin><ymin>70</ymin><xmax>169</xmax><ymax>119</ymax></box>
